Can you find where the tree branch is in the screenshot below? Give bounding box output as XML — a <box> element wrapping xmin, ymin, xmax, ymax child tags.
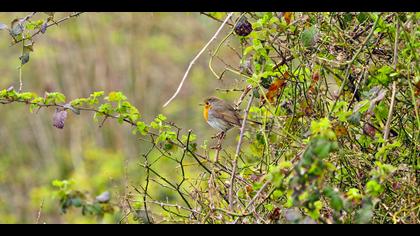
<box><xmin>12</xmin><ymin>12</ymin><xmax>83</xmax><ymax>45</ymax></box>
<box><xmin>163</xmin><ymin>12</ymin><xmax>234</xmax><ymax>107</ymax></box>
<box><xmin>229</xmin><ymin>93</ymin><xmax>254</xmax><ymax>211</ymax></box>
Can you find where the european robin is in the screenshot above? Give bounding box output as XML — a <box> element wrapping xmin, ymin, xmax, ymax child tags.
<box><xmin>203</xmin><ymin>96</ymin><xmax>242</xmax><ymax>133</ymax></box>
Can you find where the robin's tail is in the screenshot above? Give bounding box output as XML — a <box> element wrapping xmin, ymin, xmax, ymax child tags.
<box><xmin>239</xmin><ymin>118</ymin><xmax>262</xmax><ymax>126</ymax></box>
<box><xmin>247</xmin><ymin>119</ymin><xmax>262</xmax><ymax>125</ymax></box>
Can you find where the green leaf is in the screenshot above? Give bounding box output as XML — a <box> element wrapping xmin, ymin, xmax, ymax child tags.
<box><xmin>264</xmin><ymin>203</ymin><xmax>274</xmax><ymax>211</ymax></box>
<box><xmin>25</xmin><ymin>20</ymin><xmax>44</xmax><ymax>30</ymax></box>
<box><xmin>347</xmin><ymin>188</ymin><xmax>362</xmax><ymax>201</ymax></box>
<box><xmin>150</xmin><ymin>121</ymin><xmax>159</xmax><ymax>129</ymax></box>
<box><xmin>272</xmin><ymin>190</ymin><xmax>284</xmax><ymax>200</ymax></box>
<box><xmin>342</xmin><ymin>13</ymin><xmax>353</xmax><ymax>25</ymax></box>
<box><xmin>313</xmin><ymin>139</ymin><xmax>332</xmax><ymax>158</ymax></box>
<box><xmin>157</xmin><ymin>114</ymin><xmax>167</xmax><ymax>121</ymax></box>
<box><xmin>300</xmin><ymin>26</ymin><xmax>318</xmax><ymax>48</ymax></box>
<box><xmin>243</xmin><ymin>46</ymin><xmax>254</xmax><ymax>56</ymax></box>
<box><xmin>366</xmin><ymin>180</ymin><xmax>383</xmax><ymax>197</ymax></box>
<box><xmin>45</xmin><ymin>92</ymin><xmax>66</xmax><ymax>104</ymax></box>
<box><xmin>324</xmin><ymin>188</ymin><xmax>344</xmax><ymax>211</ymax></box>
<box><xmin>356</xmin><ymin>12</ymin><xmax>369</xmax><ymax>23</ymax></box>
<box><xmin>347</xmin><ymin>112</ymin><xmax>361</xmax><ymax>126</ymax></box>
<box><xmin>98</xmin><ymin>103</ymin><xmax>113</xmax><ymax>115</ymax></box>
<box><xmin>18</xmin><ymin>92</ymin><xmax>37</xmax><ymax>101</ymax></box>
<box><xmin>70</xmin><ymin>98</ymin><xmax>88</xmax><ymax>107</ymax></box>
<box><xmin>136</xmin><ymin>121</ymin><xmax>149</xmax><ymax>135</ymax></box>
<box><xmin>71</xmin><ymin>198</ymin><xmax>83</xmax><ymax>208</ymax></box>
<box><xmin>52</xmin><ymin>179</ymin><xmax>65</xmax><ymax>188</ymax></box>
<box><xmin>106</xmin><ymin>91</ymin><xmax>127</xmax><ymax>102</ymax></box>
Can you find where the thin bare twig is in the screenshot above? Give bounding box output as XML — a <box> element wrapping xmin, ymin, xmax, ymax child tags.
<box><xmin>233</xmin><ymin>180</ymin><xmax>270</xmax><ymax>224</ymax></box>
<box><xmin>22</xmin><ymin>12</ymin><xmax>37</xmax><ymax>22</ymax></box>
<box><xmin>329</xmin><ymin>13</ymin><xmax>381</xmax><ymax>116</ymax></box>
<box><xmin>12</xmin><ymin>12</ymin><xmax>83</xmax><ymax>45</ymax></box>
<box><xmin>214</xmin><ymin>133</ymin><xmax>225</xmax><ymax>163</ymax></box>
<box><xmin>200</xmin><ymin>12</ymin><xmax>234</xmax><ymax>27</ymax></box>
<box><xmin>384</xmin><ymin>19</ymin><xmax>399</xmax><ymax>141</ymax></box>
<box><xmin>229</xmin><ymin>93</ymin><xmax>254</xmax><ymax>211</ymax></box>
<box><xmin>35</xmin><ymin>199</ymin><xmax>44</xmax><ymax>224</ymax></box>
<box><xmin>163</xmin><ymin>12</ymin><xmax>234</xmax><ymax>107</ymax></box>
<box><xmin>235</xmin><ymin>85</ymin><xmax>253</xmax><ymax>109</ymax></box>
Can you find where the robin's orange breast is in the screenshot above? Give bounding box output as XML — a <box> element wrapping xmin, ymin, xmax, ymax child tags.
<box><xmin>203</xmin><ymin>104</ymin><xmax>211</xmax><ymax>122</ymax></box>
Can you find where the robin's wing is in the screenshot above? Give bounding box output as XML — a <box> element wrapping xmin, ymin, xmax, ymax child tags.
<box><xmin>212</xmin><ymin>104</ymin><xmax>242</xmax><ymax>127</ymax></box>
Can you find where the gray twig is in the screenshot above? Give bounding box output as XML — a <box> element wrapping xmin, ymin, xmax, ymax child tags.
<box><xmin>229</xmin><ymin>93</ymin><xmax>254</xmax><ymax>211</ymax></box>
<box><xmin>163</xmin><ymin>12</ymin><xmax>234</xmax><ymax>107</ymax></box>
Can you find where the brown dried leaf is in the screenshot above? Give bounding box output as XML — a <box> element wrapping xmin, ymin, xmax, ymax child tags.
<box><xmin>268</xmin><ymin>207</ymin><xmax>281</xmax><ymax>221</ymax></box>
<box><xmin>308</xmin><ymin>71</ymin><xmax>320</xmax><ymax>94</ymax></box>
<box><xmin>334</xmin><ymin>125</ymin><xmax>348</xmax><ymax>138</ymax></box>
<box><xmin>263</xmin><ymin>72</ymin><xmax>289</xmax><ymax>104</ymax></box>
<box><xmin>283</xmin><ymin>12</ymin><xmax>292</xmax><ymax>25</ymax></box>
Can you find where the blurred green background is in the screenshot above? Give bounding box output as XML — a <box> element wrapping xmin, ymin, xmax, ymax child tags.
<box><xmin>0</xmin><ymin>12</ymin><xmax>244</xmax><ymax>223</ymax></box>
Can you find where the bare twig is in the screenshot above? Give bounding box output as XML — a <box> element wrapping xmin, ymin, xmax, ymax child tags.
<box><xmin>35</xmin><ymin>199</ymin><xmax>44</xmax><ymax>224</ymax></box>
<box><xmin>163</xmin><ymin>12</ymin><xmax>234</xmax><ymax>107</ymax></box>
<box><xmin>12</xmin><ymin>12</ymin><xmax>83</xmax><ymax>45</ymax></box>
<box><xmin>383</xmin><ymin>19</ymin><xmax>399</xmax><ymax>141</ymax></box>
<box><xmin>229</xmin><ymin>93</ymin><xmax>254</xmax><ymax>211</ymax></box>
<box><xmin>329</xmin><ymin>13</ymin><xmax>381</xmax><ymax>116</ymax></box>
<box><xmin>22</xmin><ymin>12</ymin><xmax>37</xmax><ymax>22</ymax></box>
<box><xmin>235</xmin><ymin>84</ymin><xmax>253</xmax><ymax>109</ymax></box>
<box><xmin>214</xmin><ymin>132</ymin><xmax>225</xmax><ymax>163</ymax></box>
<box><xmin>233</xmin><ymin>180</ymin><xmax>270</xmax><ymax>224</ymax></box>
<box><xmin>200</xmin><ymin>12</ymin><xmax>234</xmax><ymax>27</ymax></box>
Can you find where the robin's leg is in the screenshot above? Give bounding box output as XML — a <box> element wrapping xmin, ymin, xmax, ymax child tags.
<box><xmin>210</xmin><ymin>131</ymin><xmax>225</xmax><ymax>149</ymax></box>
<box><xmin>211</xmin><ymin>131</ymin><xmax>225</xmax><ymax>139</ymax></box>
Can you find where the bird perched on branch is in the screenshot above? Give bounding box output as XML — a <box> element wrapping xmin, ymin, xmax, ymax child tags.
<box><xmin>202</xmin><ymin>96</ymin><xmax>261</xmax><ymax>138</ymax></box>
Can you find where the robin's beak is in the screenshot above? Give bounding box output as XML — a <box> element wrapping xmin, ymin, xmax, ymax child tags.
<box><xmin>198</xmin><ymin>103</ymin><xmax>205</xmax><ymax>106</ymax></box>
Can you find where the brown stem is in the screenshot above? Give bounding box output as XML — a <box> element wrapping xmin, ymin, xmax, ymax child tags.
<box><xmin>229</xmin><ymin>93</ymin><xmax>254</xmax><ymax>211</ymax></box>
<box><xmin>383</xmin><ymin>18</ymin><xmax>399</xmax><ymax>142</ymax></box>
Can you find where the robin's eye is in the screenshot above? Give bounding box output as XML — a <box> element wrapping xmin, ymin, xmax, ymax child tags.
<box><xmin>205</xmin><ymin>102</ymin><xmax>209</xmax><ymax>105</ymax></box>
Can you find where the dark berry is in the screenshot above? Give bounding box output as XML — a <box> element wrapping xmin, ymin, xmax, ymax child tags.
<box><xmin>234</xmin><ymin>17</ymin><xmax>252</xmax><ymax>36</ymax></box>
